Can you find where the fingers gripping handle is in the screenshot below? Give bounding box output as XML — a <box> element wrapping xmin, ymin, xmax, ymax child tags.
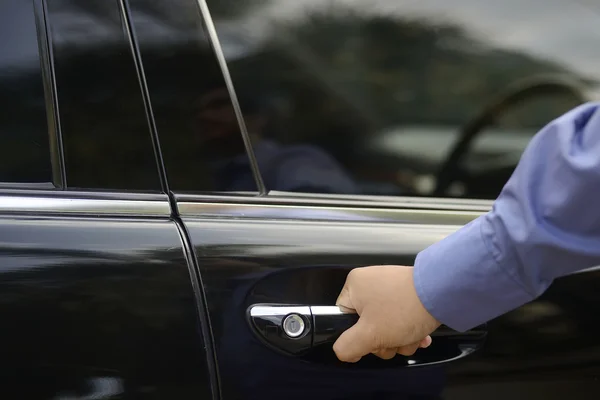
<box><xmin>247</xmin><ymin>303</ymin><xmax>487</xmax><ymax>366</ymax></box>
<box><xmin>247</xmin><ymin>304</ymin><xmax>359</xmax><ymax>355</ymax></box>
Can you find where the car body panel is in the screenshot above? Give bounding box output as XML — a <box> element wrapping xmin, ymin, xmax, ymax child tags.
<box><xmin>179</xmin><ymin>196</ymin><xmax>600</xmax><ymax>400</ymax></box>
<box><xmin>2</xmin><ymin>0</ymin><xmax>600</xmax><ymax>398</ymax></box>
<box><xmin>0</xmin><ymin>193</ymin><xmax>214</xmax><ymax>399</ymax></box>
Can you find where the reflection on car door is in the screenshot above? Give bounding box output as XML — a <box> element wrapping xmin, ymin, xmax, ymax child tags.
<box><xmin>0</xmin><ymin>193</ymin><xmax>214</xmax><ymax>399</ymax></box>
<box><xmin>0</xmin><ymin>0</ymin><xmax>216</xmax><ymax>397</ymax></box>
<box><xmin>178</xmin><ymin>194</ymin><xmax>600</xmax><ymax>400</ymax></box>
<box><xmin>176</xmin><ymin>196</ymin><xmax>469</xmax><ymax>399</ymax></box>
<box><xmin>129</xmin><ymin>0</ymin><xmax>600</xmax><ymax>398</ymax></box>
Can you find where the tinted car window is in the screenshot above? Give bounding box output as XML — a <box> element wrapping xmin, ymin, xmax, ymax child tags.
<box><xmin>128</xmin><ymin>0</ymin><xmax>258</xmax><ymax>194</ymax></box>
<box><xmin>0</xmin><ymin>0</ymin><xmax>54</xmax><ymax>186</ymax></box>
<box><xmin>207</xmin><ymin>0</ymin><xmax>599</xmax><ymax>199</ymax></box>
<box><xmin>46</xmin><ymin>0</ymin><xmax>162</xmax><ymax>192</ymax></box>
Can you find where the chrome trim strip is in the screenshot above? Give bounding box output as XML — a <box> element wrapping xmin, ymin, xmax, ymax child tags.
<box><xmin>268</xmin><ymin>191</ymin><xmax>494</xmax><ymax>211</ymax></box>
<box><xmin>34</xmin><ymin>0</ymin><xmax>67</xmax><ymax>188</ymax></box>
<box><xmin>249</xmin><ymin>305</ymin><xmax>311</xmax><ymax>317</ymax></box>
<box><xmin>178</xmin><ymin>201</ymin><xmax>483</xmax><ymax>225</ymax></box>
<box><xmin>118</xmin><ymin>0</ymin><xmax>170</xmax><ymax>193</ymax></box>
<box><xmin>175</xmin><ymin>192</ymin><xmax>493</xmax><ymax>212</ymax></box>
<box><xmin>0</xmin><ymin>182</ymin><xmax>56</xmax><ymax>190</ymax></box>
<box><xmin>0</xmin><ymin>194</ymin><xmax>170</xmax><ymax>216</ymax></box>
<box><xmin>407</xmin><ymin>346</ymin><xmax>478</xmax><ymax>367</ymax></box>
<box><xmin>310</xmin><ymin>306</ymin><xmax>348</xmax><ymax>316</ymax></box>
<box><xmin>194</xmin><ymin>0</ymin><xmax>266</xmax><ymax>194</ymax></box>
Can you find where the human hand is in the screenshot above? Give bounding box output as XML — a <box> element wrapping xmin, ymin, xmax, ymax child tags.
<box><xmin>333</xmin><ymin>265</ymin><xmax>441</xmax><ymax>362</ymax></box>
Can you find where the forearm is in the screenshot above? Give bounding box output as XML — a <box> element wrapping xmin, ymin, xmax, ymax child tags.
<box><xmin>413</xmin><ymin>213</ymin><xmax>536</xmax><ymax>332</ymax></box>
<box><xmin>414</xmin><ymin>102</ymin><xmax>600</xmax><ymax>331</ymax></box>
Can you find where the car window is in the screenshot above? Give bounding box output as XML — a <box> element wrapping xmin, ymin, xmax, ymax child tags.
<box><xmin>0</xmin><ymin>0</ymin><xmax>54</xmax><ymax>187</ymax></box>
<box><xmin>46</xmin><ymin>0</ymin><xmax>162</xmax><ymax>192</ymax></box>
<box><xmin>206</xmin><ymin>0</ymin><xmax>599</xmax><ymax>199</ymax></box>
<box><xmin>128</xmin><ymin>0</ymin><xmax>258</xmax><ymax>194</ymax></box>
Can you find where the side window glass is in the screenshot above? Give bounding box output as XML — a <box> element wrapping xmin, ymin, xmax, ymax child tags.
<box><xmin>207</xmin><ymin>0</ymin><xmax>599</xmax><ymax>199</ymax></box>
<box><xmin>0</xmin><ymin>0</ymin><xmax>54</xmax><ymax>186</ymax></box>
<box><xmin>47</xmin><ymin>0</ymin><xmax>162</xmax><ymax>191</ymax></box>
<box><xmin>128</xmin><ymin>0</ymin><xmax>258</xmax><ymax>194</ymax></box>
<box><xmin>454</xmin><ymin>87</ymin><xmax>584</xmax><ymax>199</ymax></box>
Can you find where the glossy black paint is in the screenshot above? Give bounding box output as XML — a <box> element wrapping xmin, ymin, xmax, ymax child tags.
<box><xmin>182</xmin><ymin>205</ymin><xmax>458</xmax><ymax>400</ymax></box>
<box><xmin>181</xmin><ymin>200</ymin><xmax>600</xmax><ymax>400</ymax></box>
<box><xmin>312</xmin><ymin>307</ymin><xmax>361</xmax><ymax>349</ymax></box>
<box><xmin>247</xmin><ymin>305</ymin><xmax>314</xmax><ymax>356</ymax></box>
<box><xmin>247</xmin><ymin>285</ymin><xmax>486</xmax><ymax>368</ymax></box>
<box><xmin>2</xmin><ymin>0</ymin><xmax>600</xmax><ymax>399</ymax></box>
<box><xmin>0</xmin><ymin>212</ymin><xmax>213</xmax><ymax>399</ymax></box>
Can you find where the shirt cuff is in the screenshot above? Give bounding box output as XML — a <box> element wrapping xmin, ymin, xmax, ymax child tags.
<box><xmin>413</xmin><ymin>216</ymin><xmax>535</xmax><ymax>332</ymax></box>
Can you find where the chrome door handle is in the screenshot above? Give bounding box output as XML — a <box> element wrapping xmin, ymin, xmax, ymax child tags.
<box><xmin>309</xmin><ymin>306</ymin><xmax>360</xmax><ymax>347</ymax></box>
<box><xmin>248</xmin><ymin>304</ymin><xmax>359</xmax><ymax>355</ymax></box>
<box><xmin>247</xmin><ymin>303</ymin><xmax>487</xmax><ymax>367</ymax></box>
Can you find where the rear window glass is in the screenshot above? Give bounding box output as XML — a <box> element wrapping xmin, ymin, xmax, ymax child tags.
<box><xmin>0</xmin><ymin>0</ymin><xmax>53</xmax><ymax>186</ymax></box>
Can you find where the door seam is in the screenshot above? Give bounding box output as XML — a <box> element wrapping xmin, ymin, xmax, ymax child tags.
<box><xmin>172</xmin><ymin>198</ymin><xmax>222</xmax><ymax>400</ymax></box>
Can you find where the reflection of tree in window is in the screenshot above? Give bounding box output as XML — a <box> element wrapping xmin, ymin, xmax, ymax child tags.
<box><xmin>217</xmin><ymin>4</ymin><xmax>595</xmax><ymax>197</ymax></box>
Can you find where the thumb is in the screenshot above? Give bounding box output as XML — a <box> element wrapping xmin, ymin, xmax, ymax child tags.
<box><xmin>333</xmin><ymin>318</ymin><xmax>375</xmax><ymax>363</ymax></box>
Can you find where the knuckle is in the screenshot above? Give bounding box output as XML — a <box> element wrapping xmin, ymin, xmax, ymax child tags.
<box><xmin>375</xmin><ymin>349</ymin><xmax>396</xmax><ymax>360</ymax></box>
<box><xmin>333</xmin><ymin>345</ymin><xmax>348</xmax><ymax>361</ymax></box>
<box><xmin>397</xmin><ymin>344</ymin><xmax>419</xmax><ymax>356</ymax></box>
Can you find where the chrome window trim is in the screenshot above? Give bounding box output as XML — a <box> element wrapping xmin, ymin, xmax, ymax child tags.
<box><xmin>0</xmin><ymin>182</ymin><xmax>57</xmax><ymax>190</ymax></box>
<box><xmin>118</xmin><ymin>0</ymin><xmax>170</xmax><ymax>194</ymax></box>
<box><xmin>34</xmin><ymin>0</ymin><xmax>67</xmax><ymax>188</ymax></box>
<box><xmin>177</xmin><ymin>199</ymin><xmax>484</xmax><ymax>225</ymax></box>
<box><xmin>0</xmin><ymin>191</ymin><xmax>170</xmax><ymax>217</ymax></box>
<box><xmin>175</xmin><ymin>190</ymin><xmax>492</xmax><ymax>213</ymax></box>
<box><xmin>194</xmin><ymin>0</ymin><xmax>266</xmax><ymax>194</ymax></box>
<box><xmin>267</xmin><ymin>190</ymin><xmax>494</xmax><ymax>211</ymax></box>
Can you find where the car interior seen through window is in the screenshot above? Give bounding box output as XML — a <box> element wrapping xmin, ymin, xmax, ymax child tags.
<box><xmin>207</xmin><ymin>0</ymin><xmax>599</xmax><ymax>200</ymax></box>
<box><xmin>0</xmin><ymin>0</ymin><xmax>53</xmax><ymax>186</ymax></box>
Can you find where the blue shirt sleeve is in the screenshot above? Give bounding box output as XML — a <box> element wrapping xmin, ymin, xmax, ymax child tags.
<box><xmin>268</xmin><ymin>144</ymin><xmax>358</xmax><ymax>194</ymax></box>
<box><xmin>414</xmin><ymin>102</ymin><xmax>600</xmax><ymax>332</ymax></box>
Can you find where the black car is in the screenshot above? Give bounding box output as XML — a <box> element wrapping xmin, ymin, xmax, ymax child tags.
<box><xmin>2</xmin><ymin>0</ymin><xmax>600</xmax><ymax>399</ymax></box>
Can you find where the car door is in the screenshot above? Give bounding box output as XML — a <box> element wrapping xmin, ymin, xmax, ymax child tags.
<box><xmin>0</xmin><ymin>1</ymin><xmax>213</xmax><ymax>398</ymax></box>
<box><xmin>136</xmin><ymin>0</ymin><xmax>600</xmax><ymax>399</ymax></box>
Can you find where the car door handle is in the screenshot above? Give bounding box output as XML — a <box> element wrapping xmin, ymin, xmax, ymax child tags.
<box><xmin>247</xmin><ymin>303</ymin><xmax>487</xmax><ymax>367</ymax></box>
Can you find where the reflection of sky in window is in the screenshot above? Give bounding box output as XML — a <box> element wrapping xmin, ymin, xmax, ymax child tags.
<box><xmin>3</xmin><ymin>0</ymin><xmax>599</xmax><ymax>96</ymax></box>
<box><xmin>220</xmin><ymin>0</ymin><xmax>600</xmax><ymax>91</ymax></box>
<box><xmin>0</xmin><ymin>0</ymin><xmax>40</xmax><ymax>68</ymax></box>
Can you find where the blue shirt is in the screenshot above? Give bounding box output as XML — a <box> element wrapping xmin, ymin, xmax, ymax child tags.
<box><xmin>215</xmin><ymin>139</ymin><xmax>358</xmax><ymax>194</ymax></box>
<box><xmin>414</xmin><ymin>102</ymin><xmax>600</xmax><ymax>332</ymax></box>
